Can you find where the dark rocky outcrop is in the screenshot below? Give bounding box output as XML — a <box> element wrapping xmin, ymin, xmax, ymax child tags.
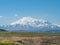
<box><xmin>0</xmin><ymin>29</ymin><xmax>7</xmax><ymax>32</ymax></box>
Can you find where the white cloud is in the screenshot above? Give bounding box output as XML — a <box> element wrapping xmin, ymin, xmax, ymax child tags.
<box><xmin>0</xmin><ymin>16</ymin><xmax>3</xmax><ymax>18</ymax></box>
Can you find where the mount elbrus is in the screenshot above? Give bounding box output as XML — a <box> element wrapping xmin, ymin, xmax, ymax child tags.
<box><xmin>0</xmin><ymin>17</ymin><xmax>60</xmax><ymax>32</ymax></box>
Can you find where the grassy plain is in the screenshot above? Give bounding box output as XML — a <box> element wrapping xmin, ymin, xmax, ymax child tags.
<box><xmin>0</xmin><ymin>32</ymin><xmax>60</xmax><ymax>45</ymax></box>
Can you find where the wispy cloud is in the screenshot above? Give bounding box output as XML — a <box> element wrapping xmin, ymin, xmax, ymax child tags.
<box><xmin>0</xmin><ymin>16</ymin><xmax>3</xmax><ymax>18</ymax></box>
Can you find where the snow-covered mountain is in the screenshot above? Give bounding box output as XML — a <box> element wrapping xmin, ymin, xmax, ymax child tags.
<box><xmin>0</xmin><ymin>17</ymin><xmax>60</xmax><ymax>32</ymax></box>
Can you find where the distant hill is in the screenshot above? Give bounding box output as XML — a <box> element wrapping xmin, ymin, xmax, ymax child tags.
<box><xmin>0</xmin><ymin>29</ymin><xmax>7</xmax><ymax>32</ymax></box>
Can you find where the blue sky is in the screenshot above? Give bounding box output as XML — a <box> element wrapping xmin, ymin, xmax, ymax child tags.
<box><xmin>0</xmin><ymin>0</ymin><xmax>60</xmax><ymax>25</ymax></box>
